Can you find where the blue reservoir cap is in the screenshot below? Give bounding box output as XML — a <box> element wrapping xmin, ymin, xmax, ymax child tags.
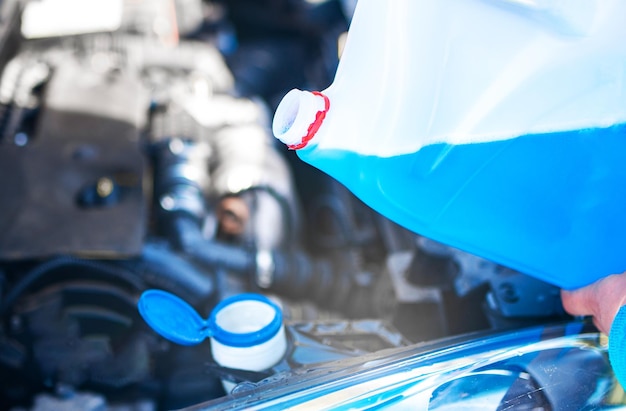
<box><xmin>138</xmin><ymin>289</ymin><xmax>210</xmax><ymax>346</ymax></box>
<box><xmin>138</xmin><ymin>290</ymin><xmax>283</xmax><ymax>348</ymax></box>
<box><xmin>208</xmin><ymin>293</ymin><xmax>283</xmax><ymax>348</ymax></box>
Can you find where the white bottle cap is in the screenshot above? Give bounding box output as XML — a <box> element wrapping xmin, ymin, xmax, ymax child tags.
<box><xmin>272</xmin><ymin>88</ymin><xmax>328</xmax><ymax>148</ymax></box>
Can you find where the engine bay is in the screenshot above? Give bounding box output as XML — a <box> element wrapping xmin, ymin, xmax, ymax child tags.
<box><xmin>0</xmin><ymin>1</ymin><xmax>571</xmax><ymax>409</ymax></box>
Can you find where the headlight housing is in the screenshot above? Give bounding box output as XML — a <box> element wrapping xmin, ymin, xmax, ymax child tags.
<box><xmin>194</xmin><ymin>322</ymin><xmax>624</xmax><ymax>411</ymax></box>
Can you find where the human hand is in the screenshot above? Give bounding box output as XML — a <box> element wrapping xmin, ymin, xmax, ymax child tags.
<box><xmin>561</xmin><ymin>271</ymin><xmax>626</xmax><ymax>389</ymax></box>
<box><xmin>560</xmin><ymin>271</ymin><xmax>626</xmax><ymax>334</ymax></box>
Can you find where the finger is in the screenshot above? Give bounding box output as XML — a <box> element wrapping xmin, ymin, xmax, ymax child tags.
<box><xmin>561</xmin><ymin>272</ymin><xmax>626</xmax><ymax>335</ymax></box>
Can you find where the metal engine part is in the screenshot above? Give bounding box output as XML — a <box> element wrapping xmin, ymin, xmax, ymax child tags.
<box><xmin>0</xmin><ymin>44</ymin><xmax>148</xmax><ymax>259</ymax></box>
<box><xmin>0</xmin><ymin>8</ymin><xmax>374</xmax><ymax>408</ymax></box>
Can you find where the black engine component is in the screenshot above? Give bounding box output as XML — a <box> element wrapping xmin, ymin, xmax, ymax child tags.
<box><xmin>152</xmin><ymin>138</ymin><xmax>212</xmax><ymax>231</ymax></box>
<box><xmin>0</xmin><ymin>258</ymin><xmax>148</xmax><ymax>406</ymax></box>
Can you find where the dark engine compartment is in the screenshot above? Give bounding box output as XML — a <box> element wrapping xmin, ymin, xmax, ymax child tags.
<box><xmin>0</xmin><ymin>1</ymin><xmax>571</xmax><ymax>409</ymax></box>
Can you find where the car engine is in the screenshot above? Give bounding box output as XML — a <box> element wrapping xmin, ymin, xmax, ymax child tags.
<box><xmin>0</xmin><ymin>1</ymin><xmax>571</xmax><ymax>410</ymax></box>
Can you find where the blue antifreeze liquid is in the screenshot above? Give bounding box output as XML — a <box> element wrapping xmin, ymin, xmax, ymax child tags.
<box><xmin>298</xmin><ymin>124</ymin><xmax>626</xmax><ymax>290</ymax></box>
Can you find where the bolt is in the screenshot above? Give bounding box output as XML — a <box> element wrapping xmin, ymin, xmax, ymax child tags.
<box><xmin>96</xmin><ymin>177</ymin><xmax>114</xmax><ymax>198</ymax></box>
<box><xmin>14</xmin><ymin>133</ymin><xmax>28</xmax><ymax>146</ymax></box>
<box><xmin>168</xmin><ymin>138</ymin><xmax>185</xmax><ymax>155</ymax></box>
<box><xmin>498</xmin><ymin>282</ymin><xmax>519</xmax><ymax>304</ymax></box>
<box><xmin>160</xmin><ymin>195</ymin><xmax>176</xmax><ymax>211</ymax></box>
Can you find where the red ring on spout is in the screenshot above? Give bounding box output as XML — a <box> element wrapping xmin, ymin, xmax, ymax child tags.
<box><xmin>287</xmin><ymin>91</ymin><xmax>330</xmax><ymax>150</ymax></box>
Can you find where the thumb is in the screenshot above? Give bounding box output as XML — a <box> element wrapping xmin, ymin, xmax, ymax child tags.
<box><xmin>561</xmin><ymin>272</ymin><xmax>626</xmax><ymax>335</ymax></box>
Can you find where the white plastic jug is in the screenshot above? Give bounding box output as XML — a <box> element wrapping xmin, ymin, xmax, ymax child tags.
<box><xmin>273</xmin><ymin>0</ymin><xmax>626</xmax><ymax>289</ymax></box>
